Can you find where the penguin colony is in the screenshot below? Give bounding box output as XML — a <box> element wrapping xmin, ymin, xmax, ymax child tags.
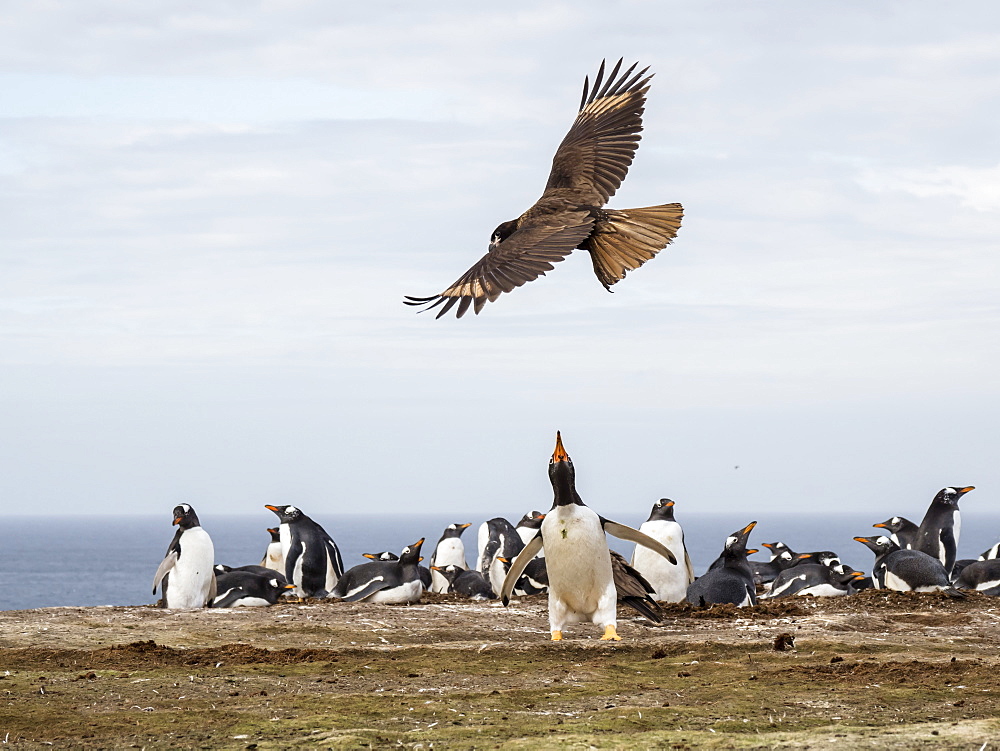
<box><xmin>152</xmin><ymin>437</ymin><xmax>989</xmax><ymax>645</ymax></box>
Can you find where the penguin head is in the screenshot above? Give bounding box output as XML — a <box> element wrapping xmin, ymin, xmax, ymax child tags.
<box><xmin>265</xmin><ymin>504</ymin><xmax>303</xmax><ymax>523</ymax></box>
<box><xmin>853</xmin><ymin>535</ymin><xmax>899</xmax><ymax>556</ymax></box>
<box><xmin>720</xmin><ymin>521</ymin><xmax>756</xmax><ymax>559</ymax></box>
<box><xmin>172</xmin><ymin>504</ymin><xmax>201</xmax><ymax>529</ymax></box>
<box><xmin>548</xmin><ymin>432</ymin><xmax>581</xmax><ymax>505</ymax></box>
<box><xmin>516</xmin><ymin>511</ymin><xmax>545</xmax><ymax>530</ymax></box>
<box><xmin>266</xmin><ymin>527</ymin><xmax>281</xmax><ymax>542</ymax></box>
<box><xmin>363</xmin><ymin>551</ymin><xmax>398</xmax><ymax>561</ymax></box>
<box><xmin>442</xmin><ymin>523</ymin><xmax>472</xmax><ymax>538</ymax></box>
<box><xmin>431</xmin><ymin>564</ymin><xmax>461</xmax><ymax>583</ymax></box>
<box><xmin>647</xmin><ymin>499</ymin><xmax>678</xmax><ymax>522</ymax></box>
<box><xmin>399</xmin><ymin>538</ymin><xmax>425</xmax><ymax>564</ymax></box>
<box><xmin>933</xmin><ymin>486</ymin><xmax>975</xmax><ymax>507</ymax></box>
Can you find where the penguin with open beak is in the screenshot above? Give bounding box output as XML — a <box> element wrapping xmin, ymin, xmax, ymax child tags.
<box><xmin>501</xmin><ymin>432</ymin><xmax>676</xmax><ymax>641</ymax></box>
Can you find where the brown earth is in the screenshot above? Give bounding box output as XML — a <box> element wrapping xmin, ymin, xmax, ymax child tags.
<box><xmin>1</xmin><ymin>590</ymin><xmax>999</xmax><ymax>748</ymax></box>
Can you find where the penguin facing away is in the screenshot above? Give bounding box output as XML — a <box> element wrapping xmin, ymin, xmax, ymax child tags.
<box><xmin>212</xmin><ymin>571</ymin><xmax>295</xmax><ymax>607</ymax></box>
<box><xmin>152</xmin><ymin>504</ymin><xmax>217</xmax><ymax>609</ymax></box>
<box><xmin>685</xmin><ymin>522</ymin><xmax>758</xmax><ymax>607</ymax></box>
<box><xmin>265</xmin><ymin>504</ymin><xmax>345</xmax><ymax>598</ymax></box>
<box><xmin>331</xmin><ymin>539</ymin><xmax>426</xmax><ymax>604</ymax></box>
<box><xmin>912</xmin><ymin>486</ymin><xmax>975</xmax><ymax>576</ymax></box>
<box><xmin>260</xmin><ymin>527</ymin><xmax>284</xmax><ymax>573</ymax></box>
<box><xmin>500</xmin><ymin>432</ymin><xmax>677</xmax><ymax>641</ymax></box>
<box><xmin>630</xmin><ymin>498</ymin><xmax>695</xmax><ymax>602</ymax></box>
<box><xmin>429</xmin><ymin>522</ymin><xmax>472</xmax><ymax>593</ymax></box>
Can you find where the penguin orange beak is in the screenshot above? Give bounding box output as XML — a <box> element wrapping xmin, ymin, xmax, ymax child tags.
<box><xmin>740</xmin><ymin>521</ymin><xmax>757</xmax><ymax>535</ymax></box>
<box><xmin>959</xmin><ymin>486</ymin><xmax>975</xmax><ymax>494</ymax></box>
<box><xmin>873</xmin><ymin>523</ymin><xmax>887</xmax><ymax>528</ymax></box>
<box><xmin>267</xmin><ymin>527</ymin><xmax>278</xmax><ymax>534</ymax></box>
<box><xmin>430</xmin><ymin>566</ymin><xmax>443</xmax><ymax>571</ymax></box>
<box><xmin>746</xmin><ymin>549</ymin><xmax>759</xmax><ymax>555</ymax></box>
<box><xmin>853</xmin><ymin>537</ymin><xmax>868</xmax><ymax>543</ymax></box>
<box><xmin>172</xmin><ymin>516</ymin><xmax>182</xmax><ymax>526</ymax></box>
<box><xmin>283</xmin><ymin>584</ymin><xmax>296</xmax><ymax>590</ymax></box>
<box><xmin>797</xmin><ymin>553</ymin><xmax>812</xmax><ymax>559</ymax></box>
<box><xmin>552</xmin><ymin>431</ymin><xmax>569</xmax><ymax>463</ymax></box>
<box><xmin>362</xmin><ymin>554</ymin><xmax>377</xmax><ymax>560</ymax></box>
<box><xmin>412</xmin><ymin>538</ymin><xmax>425</xmax><ymax>547</ymax></box>
<box><xmin>762</xmin><ymin>542</ymin><xmax>776</xmax><ymax>549</ymax></box>
<box><xmin>459</xmin><ymin>523</ymin><xmax>472</xmax><ymax>529</ymax></box>
<box><xmin>265</xmin><ymin>505</ymin><xmax>279</xmax><ymax>512</ymax></box>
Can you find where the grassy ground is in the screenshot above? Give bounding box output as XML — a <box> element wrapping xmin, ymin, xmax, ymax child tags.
<box><xmin>1</xmin><ymin>591</ymin><xmax>999</xmax><ymax>748</ymax></box>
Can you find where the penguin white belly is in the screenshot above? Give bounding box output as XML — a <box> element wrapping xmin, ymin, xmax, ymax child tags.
<box><xmin>166</xmin><ymin>528</ymin><xmax>215</xmax><ymax>609</ymax></box>
<box><xmin>884</xmin><ymin>571</ymin><xmax>913</xmax><ymax>592</ymax></box>
<box><xmin>366</xmin><ymin>579</ymin><xmax>423</xmax><ymax>604</ymax></box>
<box><xmin>431</xmin><ymin>539</ymin><xmax>467</xmax><ymax>593</ymax></box>
<box><xmin>631</xmin><ymin>520</ymin><xmax>689</xmax><ymax>602</ymax></box>
<box><xmin>290</xmin><ymin>541</ymin><xmax>307</xmax><ymax>597</ymax></box>
<box><xmin>797</xmin><ymin>583</ymin><xmax>848</xmax><ymax>597</ymax></box>
<box><xmin>262</xmin><ymin>543</ymin><xmax>284</xmax><ymax>573</ymax></box>
<box><xmin>476</xmin><ymin>523</ymin><xmax>489</xmax><ymax>572</ymax></box>
<box><xmin>765</xmin><ymin>573</ymin><xmax>807</xmax><ymax>599</ymax></box>
<box><xmin>323</xmin><ymin>546</ymin><xmax>339</xmax><ymax>594</ymax></box>
<box><xmin>542</xmin><ymin>507</ymin><xmax>616</xmax><ymax>630</ymax></box>
<box><xmin>976</xmin><ymin>578</ymin><xmax>1000</xmax><ymax>592</ymax></box>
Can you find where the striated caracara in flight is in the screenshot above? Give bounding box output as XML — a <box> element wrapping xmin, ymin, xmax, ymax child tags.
<box><xmin>404</xmin><ymin>59</ymin><xmax>683</xmax><ymax>319</ymax></box>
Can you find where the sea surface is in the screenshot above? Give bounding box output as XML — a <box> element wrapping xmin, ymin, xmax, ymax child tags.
<box><xmin>4</xmin><ymin>511</ymin><xmax>1000</xmax><ymax>611</ymax></box>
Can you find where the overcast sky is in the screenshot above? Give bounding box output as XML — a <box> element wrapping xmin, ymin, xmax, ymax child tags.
<box><xmin>2</xmin><ymin>1</ymin><xmax>998</xmax><ymax>525</ymax></box>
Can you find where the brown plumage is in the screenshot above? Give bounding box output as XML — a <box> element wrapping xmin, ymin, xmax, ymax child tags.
<box><xmin>610</xmin><ymin>550</ymin><xmax>663</xmax><ymax>623</ymax></box>
<box><xmin>404</xmin><ymin>59</ymin><xmax>683</xmax><ymax>319</ymax></box>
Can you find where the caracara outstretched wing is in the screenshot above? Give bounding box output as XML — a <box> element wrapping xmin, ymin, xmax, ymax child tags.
<box><xmin>403</xmin><ymin>212</ymin><xmax>595</xmax><ymax>319</ymax></box>
<box><xmin>544</xmin><ymin>58</ymin><xmax>652</xmax><ymax>205</ymax></box>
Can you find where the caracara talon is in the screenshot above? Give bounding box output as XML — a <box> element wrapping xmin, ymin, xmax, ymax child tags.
<box><xmin>551</xmin><ymin>631</ymin><xmax>563</xmax><ymax>641</ymax></box>
<box><xmin>600</xmin><ymin>625</ymin><xmax>621</xmax><ymax>641</ymax></box>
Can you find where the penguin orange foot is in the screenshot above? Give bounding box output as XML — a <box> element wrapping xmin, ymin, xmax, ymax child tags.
<box><xmin>551</xmin><ymin>631</ymin><xmax>563</xmax><ymax>641</ymax></box>
<box><xmin>600</xmin><ymin>625</ymin><xmax>621</xmax><ymax>641</ymax></box>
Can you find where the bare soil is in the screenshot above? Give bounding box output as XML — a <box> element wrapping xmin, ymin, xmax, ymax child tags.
<box><xmin>1</xmin><ymin>590</ymin><xmax>1000</xmax><ymax>748</ymax></box>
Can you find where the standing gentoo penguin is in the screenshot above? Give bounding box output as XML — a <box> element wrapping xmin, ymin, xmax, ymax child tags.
<box><xmin>429</xmin><ymin>523</ymin><xmax>472</xmax><ymax>593</ymax></box>
<box><xmin>432</xmin><ymin>564</ymin><xmax>496</xmax><ymax>600</ymax></box>
<box><xmin>630</xmin><ymin>499</ymin><xmax>694</xmax><ymax>602</ymax></box>
<box><xmin>500</xmin><ymin>432</ymin><xmax>676</xmax><ymax>641</ymax></box>
<box><xmin>152</xmin><ymin>504</ymin><xmax>217</xmax><ymax>609</ymax></box>
<box><xmin>211</xmin><ymin>571</ymin><xmax>294</xmax><ymax>607</ymax></box>
<box><xmin>478</xmin><ymin>517</ymin><xmax>525</xmax><ymax>595</ymax></box>
<box><xmin>854</xmin><ymin>535</ymin><xmax>965</xmax><ymax>596</ymax></box>
<box><xmin>685</xmin><ymin>522</ymin><xmax>758</xmax><ymax>607</ymax></box>
<box><xmin>912</xmin><ymin>486</ymin><xmax>975</xmax><ymax>576</ymax></box>
<box><xmin>260</xmin><ymin>527</ymin><xmax>284</xmax><ymax>573</ymax></box>
<box><xmin>873</xmin><ymin>516</ymin><xmax>918</xmax><ymax>550</ymax></box>
<box><xmin>265</xmin><ymin>504</ymin><xmax>344</xmax><ymax>598</ymax></box>
<box><xmin>331</xmin><ymin>539</ymin><xmax>426</xmax><ymax>604</ymax></box>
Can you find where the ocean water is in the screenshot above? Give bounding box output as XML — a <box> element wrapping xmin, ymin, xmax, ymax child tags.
<box><xmin>4</xmin><ymin>511</ymin><xmax>1000</xmax><ymax>612</ymax></box>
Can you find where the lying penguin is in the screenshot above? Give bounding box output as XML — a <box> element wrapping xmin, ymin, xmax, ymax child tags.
<box><xmin>854</xmin><ymin>535</ymin><xmax>965</xmax><ymax>596</ymax></box>
<box><xmin>212</xmin><ymin>570</ymin><xmax>295</xmax><ymax>607</ymax></box>
<box><xmin>764</xmin><ymin>564</ymin><xmax>865</xmax><ymax>598</ymax></box>
<box><xmin>500</xmin><ymin>432</ymin><xmax>676</xmax><ymax>641</ymax></box>
<box><xmin>431</xmin><ymin>564</ymin><xmax>495</xmax><ymax>600</ymax></box>
<box><xmin>331</xmin><ymin>539</ymin><xmax>426</xmax><ymax>604</ymax></box>
<box><xmin>955</xmin><ymin>559</ymin><xmax>1000</xmax><ymax>596</ymax></box>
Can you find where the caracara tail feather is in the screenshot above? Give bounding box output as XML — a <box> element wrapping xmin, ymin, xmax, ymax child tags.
<box><xmin>585</xmin><ymin>203</ymin><xmax>683</xmax><ymax>290</ymax></box>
